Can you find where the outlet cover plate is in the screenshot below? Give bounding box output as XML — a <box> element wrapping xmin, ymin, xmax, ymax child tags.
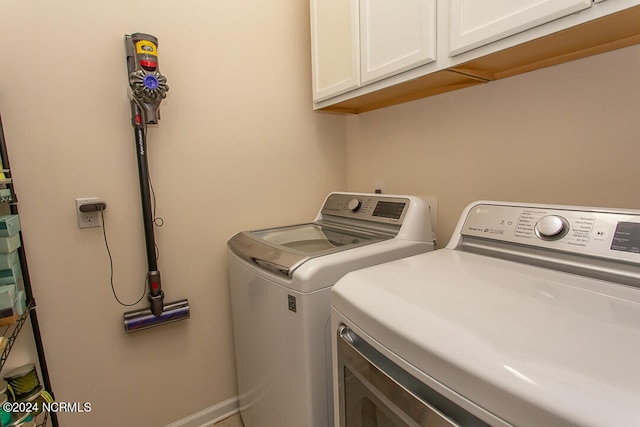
<box><xmin>76</xmin><ymin>197</ymin><xmax>102</xmax><ymax>229</ymax></box>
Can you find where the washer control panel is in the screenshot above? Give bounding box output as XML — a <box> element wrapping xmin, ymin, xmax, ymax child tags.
<box><xmin>321</xmin><ymin>193</ymin><xmax>409</xmax><ymax>225</ymax></box>
<box><xmin>461</xmin><ymin>203</ymin><xmax>640</xmax><ymax>263</ymax></box>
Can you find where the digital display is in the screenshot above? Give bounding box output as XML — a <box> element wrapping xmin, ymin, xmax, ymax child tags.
<box><xmin>373</xmin><ymin>201</ymin><xmax>405</xmax><ymax>220</ymax></box>
<box><xmin>611</xmin><ymin>222</ymin><xmax>640</xmax><ymax>253</ymax></box>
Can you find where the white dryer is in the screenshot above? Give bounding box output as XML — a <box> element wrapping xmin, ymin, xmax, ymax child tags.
<box><xmin>228</xmin><ymin>192</ymin><xmax>435</xmax><ymax>427</ymax></box>
<box><xmin>331</xmin><ymin>201</ymin><xmax>640</xmax><ymax>427</ymax></box>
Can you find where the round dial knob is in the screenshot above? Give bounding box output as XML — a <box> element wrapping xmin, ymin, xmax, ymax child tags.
<box><xmin>534</xmin><ymin>215</ymin><xmax>569</xmax><ymax>240</ymax></box>
<box><xmin>347</xmin><ymin>198</ymin><xmax>362</xmax><ymax>212</ymax></box>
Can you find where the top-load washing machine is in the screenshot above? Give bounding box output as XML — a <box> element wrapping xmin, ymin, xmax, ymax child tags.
<box><xmin>331</xmin><ymin>200</ymin><xmax>640</xmax><ymax>427</ymax></box>
<box><xmin>228</xmin><ymin>192</ymin><xmax>435</xmax><ymax>427</ymax></box>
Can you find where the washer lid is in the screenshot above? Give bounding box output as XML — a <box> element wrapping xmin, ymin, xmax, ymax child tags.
<box><xmin>331</xmin><ymin>249</ymin><xmax>640</xmax><ymax>427</ymax></box>
<box><xmin>228</xmin><ymin>223</ymin><xmax>388</xmax><ymax>277</ymax></box>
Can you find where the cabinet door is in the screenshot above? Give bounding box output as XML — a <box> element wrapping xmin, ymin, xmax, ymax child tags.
<box><xmin>360</xmin><ymin>0</ymin><xmax>436</xmax><ymax>85</ymax></box>
<box><xmin>310</xmin><ymin>0</ymin><xmax>360</xmax><ymax>102</ymax></box>
<box><xmin>449</xmin><ymin>0</ymin><xmax>592</xmax><ymax>56</ymax></box>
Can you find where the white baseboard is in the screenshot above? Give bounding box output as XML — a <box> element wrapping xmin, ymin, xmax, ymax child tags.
<box><xmin>165</xmin><ymin>396</ymin><xmax>240</xmax><ymax>427</ymax></box>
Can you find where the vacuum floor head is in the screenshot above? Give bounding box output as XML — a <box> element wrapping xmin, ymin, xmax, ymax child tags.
<box><xmin>123</xmin><ymin>299</ymin><xmax>190</xmax><ymax>334</ymax></box>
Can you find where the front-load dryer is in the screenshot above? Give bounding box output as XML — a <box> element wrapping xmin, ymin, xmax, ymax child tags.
<box><xmin>331</xmin><ymin>200</ymin><xmax>640</xmax><ymax>427</ymax></box>
<box><xmin>228</xmin><ymin>192</ymin><xmax>435</xmax><ymax>427</ymax></box>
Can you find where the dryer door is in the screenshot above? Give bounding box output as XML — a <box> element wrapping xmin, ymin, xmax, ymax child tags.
<box><xmin>337</xmin><ymin>325</ymin><xmax>491</xmax><ymax>427</ymax></box>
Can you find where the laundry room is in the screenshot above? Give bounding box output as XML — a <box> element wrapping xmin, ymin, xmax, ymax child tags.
<box><xmin>0</xmin><ymin>1</ymin><xmax>638</xmax><ymax>427</ymax></box>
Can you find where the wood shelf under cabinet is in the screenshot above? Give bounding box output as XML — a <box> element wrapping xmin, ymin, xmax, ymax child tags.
<box><xmin>318</xmin><ymin>70</ymin><xmax>484</xmax><ymax>114</ymax></box>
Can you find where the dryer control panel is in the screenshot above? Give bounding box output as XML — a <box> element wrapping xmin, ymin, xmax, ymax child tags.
<box><xmin>460</xmin><ymin>203</ymin><xmax>640</xmax><ymax>265</ymax></box>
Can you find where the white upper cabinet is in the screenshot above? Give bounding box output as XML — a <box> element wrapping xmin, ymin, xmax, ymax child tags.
<box><xmin>310</xmin><ymin>0</ymin><xmax>360</xmax><ymax>102</ymax></box>
<box><xmin>360</xmin><ymin>0</ymin><xmax>436</xmax><ymax>85</ymax></box>
<box><xmin>449</xmin><ymin>0</ymin><xmax>592</xmax><ymax>56</ymax></box>
<box><xmin>310</xmin><ymin>0</ymin><xmax>436</xmax><ymax>102</ymax></box>
<box><xmin>310</xmin><ymin>0</ymin><xmax>640</xmax><ymax>113</ymax></box>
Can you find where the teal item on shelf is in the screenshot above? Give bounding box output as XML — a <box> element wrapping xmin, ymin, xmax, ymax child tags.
<box><xmin>0</xmin><ymin>263</ymin><xmax>21</xmax><ymax>286</ymax></box>
<box><xmin>0</xmin><ymin>216</ymin><xmax>20</xmax><ymax>237</ymax></box>
<box><xmin>0</xmin><ymin>392</ymin><xmax>10</xmax><ymax>425</ymax></box>
<box><xmin>0</xmin><ymin>284</ymin><xmax>16</xmax><ymax>311</ymax></box>
<box><xmin>0</xmin><ymin>251</ymin><xmax>19</xmax><ymax>270</ymax></box>
<box><xmin>0</xmin><ymin>235</ymin><xmax>20</xmax><ymax>254</ymax></box>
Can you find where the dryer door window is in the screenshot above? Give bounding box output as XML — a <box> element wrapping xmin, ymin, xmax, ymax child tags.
<box><xmin>337</xmin><ymin>325</ymin><xmax>491</xmax><ymax>427</ymax></box>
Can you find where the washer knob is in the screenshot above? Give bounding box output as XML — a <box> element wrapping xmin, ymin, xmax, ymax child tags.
<box><xmin>347</xmin><ymin>198</ymin><xmax>362</xmax><ymax>212</ymax></box>
<box><xmin>535</xmin><ymin>215</ymin><xmax>569</xmax><ymax>240</ymax></box>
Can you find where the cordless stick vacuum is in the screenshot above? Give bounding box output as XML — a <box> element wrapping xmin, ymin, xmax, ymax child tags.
<box><xmin>122</xmin><ymin>33</ymin><xmax>190</xmax><ymax>333</ymax></box>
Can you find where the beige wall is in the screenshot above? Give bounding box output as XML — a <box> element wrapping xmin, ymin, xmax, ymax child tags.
<box><xmin>346</xmin><ymin>44</ymin><xmax>640</xmax><ymax>247</ymax></box>
<box><xmin>1</xmin><ymin>1</ymin><xmax>639</xmax><ymax>426</ymax></box>
<box><xmin>0</xmin><ymin>1</ymin><xmax>346</xmax><ymax>426</ymax></box>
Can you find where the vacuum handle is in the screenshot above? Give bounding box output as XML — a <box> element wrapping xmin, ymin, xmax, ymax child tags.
<box><xmin>131</xmin><ymin>108</ymin><xmax>158</xmax><ymax>272</ymax></box>
<box><xmin>131</xmin><ymin>104</ymin><xmax>165</xmax><ymax>316</ymax></box>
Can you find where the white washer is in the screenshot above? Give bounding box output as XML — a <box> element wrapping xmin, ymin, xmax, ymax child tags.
<box><xmin>331</xmin><ymin>200</ymin><xmax>640</xmax><ymax>427</ymax></box>
<box><xmin>228</xmin><ymin>192</ymin><xmax>435</xmax><ymax>427</ymax></box>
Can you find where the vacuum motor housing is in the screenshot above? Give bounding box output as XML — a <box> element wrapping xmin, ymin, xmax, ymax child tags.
<box><xmin>125</xmin><ymin>33</ymin><xmax>169</xmax><ymax>125</ymax></box>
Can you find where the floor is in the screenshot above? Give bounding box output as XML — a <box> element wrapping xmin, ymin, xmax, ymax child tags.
<box><xmin>214</xmin><ymin>413</ymin><xmax>244</xmax><ymax>427</ymax></box>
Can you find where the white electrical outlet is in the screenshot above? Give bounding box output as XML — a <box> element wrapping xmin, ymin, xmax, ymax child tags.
<box><xmin>76</xmin><ymin>197</ymin><xmax>103</xmax><ymax>229</ymax></box>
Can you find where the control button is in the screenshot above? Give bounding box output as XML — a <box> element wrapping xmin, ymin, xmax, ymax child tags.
<box><xmin>347</xmin><ymin>198</ymin><xmax>362</xmax><ymax>212</ymax></box>
<box><xmin>140</xmin><ymin>59</ymin><xmax>157</xmax><ymax>71</ymax></box>
<box><xmin>594</xmin><ymin>229</ymin><xmax>607</xmax><ymax>239</ymax></box>
<box><xmin>535</xmin><ymin>215</ymin><xmax>569</xmax><ymax>240</ymax></box>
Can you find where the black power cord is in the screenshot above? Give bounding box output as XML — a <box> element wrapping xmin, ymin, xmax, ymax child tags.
<box><xmin>99</xmin><ymin>209</ymin><xmax>146</xmax><ymax>307</ymax></box>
